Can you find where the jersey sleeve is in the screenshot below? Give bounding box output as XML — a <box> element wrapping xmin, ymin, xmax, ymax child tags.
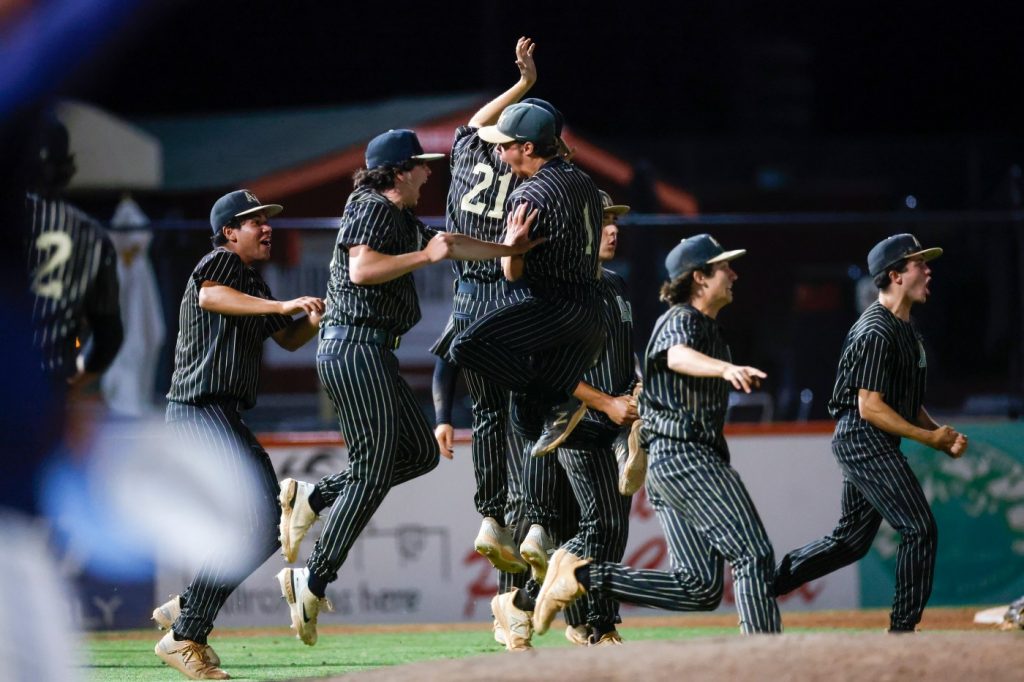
<box><xmin>412</xmin><ymin>214</ymin><xmax>438</xmax><ymax>247</ymax></box>
<box><xmin>847</xmin><ymin>331</ymin><xmax>892</xmax><ymax>394</ymax></box>
<box><xmin>505</xmin><ymin>185</ymin><xmax>545</xmax><ymax>238</ymax></box>
<box><xmin>193</xmin><ymin>249</ymin><xmax>243</xmax><ymax>289</ymax></box>
<box><xmin>648</xmin><ymin>310</ymin><xmax>704</xmax><ymax>358</ymax></box>
<box><xmin>338</xmin><ymin>199</ymin><xmax>392</xmax><ymax>252</ymax></box>
<box><xmin>451</xmin><ymin>126</ymin><xmax>479</xmax><ymax>168</ymax></box>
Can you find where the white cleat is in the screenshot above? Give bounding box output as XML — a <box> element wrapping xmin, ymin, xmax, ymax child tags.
<box><xmin>279</xmin><ymin>478</ymin><xmax>318</xmax><ymax>563</ymax></box>
<box><xmin>519</xmin><ymin>524</ymin><xmax>554</xmax><ymax>581</ymax></box>
<box><xmin>277</xmin><ymin>567</ymin><xmax>332</xmax><ymax>646</ymax></box>
<box><xmin>474</xmin><ymin>517</ymin><xmax>528</xmax><ymax>573</ymax></box>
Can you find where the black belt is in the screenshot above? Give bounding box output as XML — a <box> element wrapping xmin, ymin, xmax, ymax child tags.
<box><xmin>321</xmin><ymin>325</ymin><xmax>401</xmax><ymax>349</ymax></box>
<box><xmin>455</xmin><ymin>279</ymin><xmax>530</xmax><ymax>297</ymax></box>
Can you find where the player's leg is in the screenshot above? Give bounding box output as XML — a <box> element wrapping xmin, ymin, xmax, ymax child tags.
<box><xmin>773</xmin><ymin>475</ymin><xmax>882</xmax><ymax>596</ymax></box>
<box><xmin>448</xmin><ymin>295</ymin><xmax>602</xmax><ymax>403</ymax></box>
<box><xmin>305</xmin><ymin>342</ymin><xmax>406</xmax><ymax>584</ymax></box>
<box><xmin>842</xmin><ymin>449</ymin><xmax>937</xmax><ymax>631</ymax></box>
<box><xmin>558</xmin><ymin>443</ymin><xmax>629</xmax><ymax>641</ymax></box>
<box><xmin>168</xmin><ymin>403</ymin><xmax>280</xmax><ymax>645</ymax></box>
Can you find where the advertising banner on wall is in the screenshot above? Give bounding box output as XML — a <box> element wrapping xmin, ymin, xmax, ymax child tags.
<box><xmin>155</xmin><ymin>430</ymin><xmax>858</xmax><ymax>628</ymax></box>
<box><xmin>860</xmin><ymin>422</ymin><xmax>1024</xmax><ymax>608</ymax></box>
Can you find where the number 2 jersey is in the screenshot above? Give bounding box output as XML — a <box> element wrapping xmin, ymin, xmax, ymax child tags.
<box><xmin>445</xmin><ymin>125</ymin><xmax>523</xmax><ymax>284</ymax></box>
<box><xmin>25</xmin><ymin>192</ymin><xmax>122</xmax><ymax>381</ymax></box>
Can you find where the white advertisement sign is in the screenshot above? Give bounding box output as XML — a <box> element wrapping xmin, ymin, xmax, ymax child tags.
<box><xmin>156</xmin><ymin>431</ymin><xmax>857</xmax><ymax>627</ymax></box>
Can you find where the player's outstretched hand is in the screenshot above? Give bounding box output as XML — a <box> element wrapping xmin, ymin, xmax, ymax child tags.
<box><xmin>504</xmin><ymin>203</ymin><xmax>545</xmax><ymax>253</ymax></box>
<box><xmin>434</xmin><ymin>424</ymin><xmax>454</xmax><ymax>460</ymax></box>
<box><xmin>516</xmin><ymin>37</ymin><xmax>537</xmax><ymax>85</ymax></box>
<box><xmin>605</xmin><ymin>394</ymin><xmax>640</xmax><ymax>426</ymax></box>
<box><xmin>946</xmin><ymin>432</ymin><xmax>969</xmax><ymax>459</ymax></box>
<box><xmin>281</xmin><ymin>296</ymin><xmax>325</xmax><ymax>317</ymax></box>
<box><xmin>722</xmin><ymin>364</ymin><xmax>767</xmax><ymax>393</ymax></box>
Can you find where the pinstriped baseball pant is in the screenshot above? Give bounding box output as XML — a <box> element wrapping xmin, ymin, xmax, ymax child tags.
<box><xmin>438</xmin><ymin>285</ymin><xmax>530</xmax><ymax>520</ymax></box>
<box><xmin>499</xmin><ymin>428</ymin><xmax>589</xmax><ymax>628</ymax></box>
<box><xmin>587</xmin><ymin>438</ymin><xmax>782</xmax><ymax>634</ymax></box>
<box><xmin>448</xmin><ymin>292</ymin><xmax>605</xmax><ymax>406</ymax></box>
<box><xmin>558</xmin><ymin>443</ymin><xmax>632</xmax><ymax>627</ymax></box>
<box><xmin>166</xmin><ymin>401</ymin><xmax>281</xmax><ymax>643</ymax></box>
<box><xmin>307</xmin><ymin>339</ymin><xmax>440</xmax><ymax>583</ymax></box>
<box><xmin>774</xmin><ymin>442</ymin><xmax>936</xmax><ymax>631</ymax></box>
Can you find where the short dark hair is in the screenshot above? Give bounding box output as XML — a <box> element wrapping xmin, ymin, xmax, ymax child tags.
<box><xmin>873</xmin><ymin>258</ymin><xmax>908</xmax><ymax>291</ymax></box>
<box><xmin>210</xmin><ymin>218</ymin><xmax>240</xmax><ymax>247</ymax></box>
<box><xmin>353</xmin><ymin>159</ymin><xmax>422</xmax><ymax>191</ymax></box>
<box><xmin>659</xmin><ymin>264</ymin><xmax>714</xmax><ymax>305</ymax></box>
<box><xmin>530</xmin><ymin>137</ymin><xmax>559</xmax><ymax>159</ymax></box>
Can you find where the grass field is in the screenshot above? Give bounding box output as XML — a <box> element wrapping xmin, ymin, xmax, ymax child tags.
<box><xmin>82</xmin><ymin>607</ymin><xmax>1005</xmax><ymax>682</ymax></box>
<box><xmin>88</xmin><ymin>625</ymin><xmax>750</xmax><ymax>681</ymax></box>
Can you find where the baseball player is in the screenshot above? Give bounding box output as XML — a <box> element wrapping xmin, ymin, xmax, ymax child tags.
<box><xmin>274</xmin><ymin>129</ymin><xmax>540</xmax><ymax>647</ymax></box>
<box><xmin>430</xmin><ymin>37</ymin><xmax>551</xmax><ymax>573</ymax></box>
<box><xmin>773</xmin><ymin>233</ymin><xmax>967</xmax><ymax>632</ymax></box>
<box><xmin>25</xmin><ymin>114</ymin><xmax>123</xmax><ymax>392</ymax></box>
<box><xmin>530</xmin><ymin>234</ymin><xmax>783</xmax><ymax>635</ymax></box>
<box><xmin>447</xmin><ymin>102</ymin><xmax>606</xmax><ymax>461</ymax></box>
<box><xmin>491</xmin><ymin>191</ymin><xmax>638</xmax><ymax>648</ymax></box>
<box><xmin>152</xmin><ymin>190</ymin><xmax>325</xmax><ymax>679</ymax></box>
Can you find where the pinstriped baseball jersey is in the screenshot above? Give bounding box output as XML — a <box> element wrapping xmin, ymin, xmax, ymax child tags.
<box><xmin>565</xmin><ymin>268</ymin><xmax>636</xmax><ymax>447</ymax></box>
<box><xmin>507</xmin><ymin>157</ymin><xmax>603</xmax><ymax>290</ymax></box>
<box><xmin>446</xmin><ymin>126</ymin><xmax>522</xmax><ymax>283</ymax></box>
<box><xmin>25</xmin><ymin>193</ymin><xmax>120</xmax><ymax>380</ymax></box>
<box><xmin>829</xmin><ymin>301</ymin><xmax>928</xmax><ymax>449</ymax></box>
<box><xmin>166</xmin><ymin>248</ymin><xmax>290</xmax><ymax>409</ymax></box>
<box><xmin>641</xmin><ymin>304</ymin><xmax>731</xmax><ymax>455</ymax></box>
<box><xmin>322</xmin><ymin>186</ymin><xmax>438</xmax><ymax>335</ymax></box>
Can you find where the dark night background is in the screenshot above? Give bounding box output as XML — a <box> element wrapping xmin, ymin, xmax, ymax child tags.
<box><xmin>67</xmin><ymin>1</ymin><xmax>1024</xmax><ymax>138</ymax></box>
<box><xmin>6</xmin><ymin>0</ymin><xmax>1024</xmax><ymax>424</ymax></box>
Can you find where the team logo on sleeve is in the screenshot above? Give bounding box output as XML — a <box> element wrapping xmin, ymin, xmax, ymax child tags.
<box><xmin>616</xmin><ymin>296</ymin><xmax>633</xmax><ymax>323</ymax></box>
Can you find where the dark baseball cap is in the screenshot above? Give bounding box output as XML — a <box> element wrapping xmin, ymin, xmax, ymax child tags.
<box><xmin>478</xmin><ymin>102</ymin><xmax>556</xmax><ymax>145</ymax></box>
<box><xmin>365</xmin><ymin>129</ymin><xmax>444</xmax><ymax>170</ymax></box>
<box><xmin>665</xmin><ymin>234</ymin><xmax>746</xmax><ymax>279</ymax></box>
<box><xmin>600</xmin><ymin>190</ymin><xmax>631</xmax><ymax>217</ymax></box>
<box><xmin>520</xmin><ymin>97</ymin><xmax>564</xmax><ymax>137</ymax></box>
<box><xmin>867</xmin><ymin>233</ymin><xmax>943</xmax><ymax>277</ymax></box>
<box><xmin>210</xmin><ymin>190</ymin><xmax>282</xmax><ymax>234</ymax></box>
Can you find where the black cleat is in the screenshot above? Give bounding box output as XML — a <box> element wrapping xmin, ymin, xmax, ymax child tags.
<box><xmin>529</xmin><ymin>397</ymin><xmax>587</xmax><ymax>457</ymax></box>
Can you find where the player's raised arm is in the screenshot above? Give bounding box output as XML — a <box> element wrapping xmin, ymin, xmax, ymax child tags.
<box><xmin>468</xmin><ymin>37</ymin><xmax>537</xmax><ymax>128</ymax></box>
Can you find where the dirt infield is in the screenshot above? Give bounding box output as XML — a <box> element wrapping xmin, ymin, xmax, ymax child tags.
<box><xmin>337</xmin><ymin>632</ymin><xmax>1024</xmax><ymax>682</ymax></box>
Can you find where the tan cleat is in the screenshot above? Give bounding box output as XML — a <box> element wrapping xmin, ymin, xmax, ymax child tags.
<box><xmin>492</xmin><ymin>618</ymin><xmax>507</xmax><ymax>646</ymax></box>
<box><xmin>533</xmin><ymin>548</ymin><xmax>591</xmax><ymax>635</ymax></box>
<box><xmin>279</xmin><ymin>478</ymin><xmax>318</xmax><ymax>563</ymax></box>
<box><xmin>277</xmin><ymin>567</ymin><xmax>332</xmax><ymax>646</ymax></box>
<box><xmin>155</xmin><ymin>631</ymin><xmax>230</xmax><ymax>680</ymax></box>
<box><xmin>590</xmin><ymin>630</ymin><xmax>624</xmax><ymax>646</ymax></box>
<box><xmin>151</xmin><ymin>596</ymin><xmax>221</xmax><ymax>666</ymax></box>
<box><xmin>565</xmin><ymin>624</ymin><xmax>590</xmax><ymax>646</ymax></box>
<box><xmin>519</xmin><ymin>524</ymin><xmax>554</xmax><ymax>581</ymax></box>
<box><xmin>617</xmin><ymin>418</ymin><xmax>648</xmax><ymax>496</ymax></box>
<box><xmin>474</xmin><ymin>517</ymin><xmax>528</xmax><ymax>573</ymax></box>
<box><xmin>490</xmin><ymin>588</ymin><xmax>533</xmax><ymax>652</ymax></box>
<box><xmin>152</xmin><ymin>595</ymin><xmax>180</xmax><ymax>631</ymax></box>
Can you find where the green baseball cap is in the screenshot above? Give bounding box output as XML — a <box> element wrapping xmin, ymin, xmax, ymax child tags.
<box><xmin>478</xmin><ymin>102</ymin><xmax>556</xmax><ymax>145</ymax></box>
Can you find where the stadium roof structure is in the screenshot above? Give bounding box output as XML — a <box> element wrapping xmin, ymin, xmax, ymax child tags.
<box><xmin>134</xmin><ymin>93</ymin><xmax>697</xmax><ymax>214</ymax></box>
